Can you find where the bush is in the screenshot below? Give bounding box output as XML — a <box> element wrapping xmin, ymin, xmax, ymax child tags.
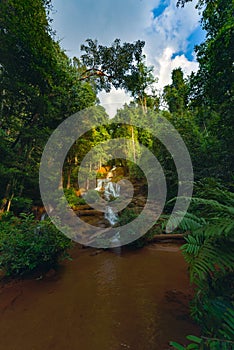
<box><xmin>118</xmin><ymin>208</ymin><xmax>155</xmax><ymax>248</ymax></box>
<box><xmin>64</xmin><ymin>188</ymin><xmax>86</xmax><ymax>209</ymax></box>
<box><xmin>0</xmin><ymin>213</ymin><xmax>72</xmax><ymax>277</ymax></box>
<box><xmin>11</xmin><ymin>196</ymin><xmax>33</xmax><ymax>215</ymax></box>
<box><xmin>84</xmin><ymin>189</ymin><xmax>100</xmax><ymax>204</ymax></box>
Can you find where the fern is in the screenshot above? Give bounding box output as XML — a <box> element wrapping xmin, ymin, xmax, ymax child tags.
<box><xmin>169</xmin><ymin>183</ymin><xmax>234</xmax><ymax>347</ymax></box>
<box><xmin>166</xmin><ymin>211</ymin><xmax>207</xmax><ymax>232</ymax></box>
<box><xmin>220</xmin><ymin>304</ymin><xmax>234</xmax><ymax>340</ymax></box>
<box><xmin>188</xmin><ymin>237</ymin><xmax>234</xmax><ymax>282</ymax></box>
<box><xmin>194</xmin><ymin>178</ymin><xmax>234</xmax><ymax>207</ymax></box>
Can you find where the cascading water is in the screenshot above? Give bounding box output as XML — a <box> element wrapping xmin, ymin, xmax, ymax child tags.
<box><xmin>103</xmin><ymin>179</ymin><xmax>121</xmax><ymax>249</ymax></box>
<box><xmin>95</xmin><ymin>168</ymin><xmax>120</xmax><ymax>226</ymax></box>
<box><xmin>104</xmin><ymin>205</ymin><xmax>118</xmax><ymax>226</ymax></box>
<box><xmin>94</xmin><ymin>168</ymin><xmax>124</xmax><ymax>250</ymax></box>
<box><xmin>104</xmin><ymin>180</ymin><xmax>120</xmax><ymax>225</ymax></box>
<box><xmin>104</xmin><ymin>181</ymin><xmax>120</xmax><ymax>201</ymax></box>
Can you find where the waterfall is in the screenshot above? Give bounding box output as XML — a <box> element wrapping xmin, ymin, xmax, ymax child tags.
<box><xmin>103</xmin><ymin>180</ymin><xmax>120</xmax><ymax>225</ymax></box>
<box><xmin>104</xmin><ymin>181</ymin><xmax>120</xmax><ymax>201</ymax></box>
<box><xmin>95</xmin><ymin>171</ymin><xmax>120</xmax><ymax>226</ymax></box>
<box><xmin>104</xmin><ymin>205</ymin><xmax>118</xmax><ymax>225</ymax></box>
<box><xmin>40</xmin><ymin>212</ymin><xmax>47</xmax><ymax>221</ymax></box>
<box><xmin>95</xmin><ymin>179</ymin><xmax>105</xmax><ymax>191</ymax></box>
<box><xmin>95</xmin><ymin>167</ymin><xmax>122</xmax><ymax>250</ymax></box>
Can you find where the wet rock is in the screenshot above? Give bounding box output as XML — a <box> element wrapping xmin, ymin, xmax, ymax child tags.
<box><xmin>90</xmin><ymin>250</ymin><xmax>103</xmax><ymax>256</ymax></box>
<box><xmin>75</xmin><ymin>188</ymin><xmax>86</xmax><ymax>197</ymax></box>
<box><xmin>45</xmin><ymin>269</ymin><xmax>56</xmax><ymax>279</ymax></box>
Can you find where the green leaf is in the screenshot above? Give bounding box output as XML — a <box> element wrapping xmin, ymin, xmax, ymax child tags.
<box><xmin>186</xmin><ymin>335</ymin><xmax>202</xmax><ymax>344</ymax></box>
<box><xmin>187</xmin><ymin>343</ymin><xmax>199</xmax><ymax>350</ymax></box>
<box><xmin>169</xmin><ymin>341</ymin><xmax>186</xmax><ymax>350</ymax></box>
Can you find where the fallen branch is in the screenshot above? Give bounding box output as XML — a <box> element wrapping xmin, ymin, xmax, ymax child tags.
<box><xmin>150</xmin><ymin>234</ymin><xmax>186</xmax><ymax>242</ymax></box>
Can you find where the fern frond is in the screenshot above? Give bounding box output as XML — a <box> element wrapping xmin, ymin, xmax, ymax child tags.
<box><xmin>189</xmin><ymin>238</ymin><xmax>234</xmax><ymax>282</ymax></box>
<box><xmin>204</xmin><ymin>218</ymin><xmax>234</xmax><ymax>238</ymax></box>
<box><xmin>166</xmin><ymin>211</ymin><xmax>207</xmax><ymax>232</ymax></box>
<box><xmin>189</xmin><ymin>197</ymin><xmax>234</xmax><ymax>216</ymax></box>
<box><xmin>220</xmin><ymin>305</ymin><xmax>234</xmax><ymax>340</ymax></box>
<box><xmin>182</xmin><ymin>232</ymin><xmax>205</xmax><ymax>256</ymax></box>
<box><xmin>194</xmin><ymin>178</ymin><xmax>234</xmax><ymax>204</ymax></box>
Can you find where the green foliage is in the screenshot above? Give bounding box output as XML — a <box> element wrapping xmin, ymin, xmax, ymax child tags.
<box><xmin>10</xmin><ymin>197</ymin><xmax>33</xmax><ymax>215</ymax></box>
<box><xmin>118</xmin><ymin>208</ymin><xmax>155</xmax><ymax>248</ymax></box>
<box><xmin>80</xmin><ymin>38</ymin><xmax>145</xmax><ymax>92</ymax></box>
<box><xmin>118</xmin><ymin>208</ymin><xmax>138</xmax><ymax>226</ymax></box>
<box><xmin>124</xmin><ymin>58</ymin><xmax>157</xmax><ymax>112</ymax></box>
<box><xmin>170</xmin><ymin>335</ymin><xmax>202</xmax><ymax>349</ymax></box>
<box><xmin>177</xmin><ymin>0</ymin><xmax>234</xmax><ymax>180</ymax></box>
<box><xmin>170</xmin><ymin>334</ymin><xmax>234</xmax><ymax>349</ymax></box>
<box><xmin>128</xmin><ymin>162</ymin><xmax>145</xmax><ymax>180</ymax></box>
<box><xmin>64</xmin><ymin>189</ymin><xmax>86</xmax><ymax>209</ymax></box>
<box><xmin>0</xmin><ymin>214</ymin><xmax>72</xmax><ymax>276</ymax></box>
<box><xmin>163</xmin><ymin>68</ymin><xmax>189</xmax><ymax>113</ymax></box>
<box><xmin>0</xmin><ymin>0</ymin><xmax>97</xmax><ymax>210</ymax></box>
<box><xmin>169</xmin><ymin>182</ymin><xmax>234</xmax><ymax>346</ymax></box>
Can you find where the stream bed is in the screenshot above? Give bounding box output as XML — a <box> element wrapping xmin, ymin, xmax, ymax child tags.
<box><xmin>0</xmin><ymin>243</ymin><xmax>199</xmax><ymax>350</ymax></box>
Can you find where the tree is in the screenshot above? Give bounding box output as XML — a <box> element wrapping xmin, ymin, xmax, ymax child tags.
<box><xmin>177</xmin><ymin>0</ymin><xmax>234</xmax><ymax>180</ymax></box>
<box><xmin>0</xmin><ymin>0</ymin><xmax>97</xmax><ymax>211</ymax></box>
<box><xmin>124</xmin><ymin>58</ymin><xmax>158</xmax><ymax>113</ymax></box>
<box><xmin>78</xmin><ymin>38</ymin><xmax>145</xmax><ymax>92</ymax></box>
<box><xmin>78</xmin><ymin>39</ymin><xmax>160</xmax><ymax>113</ymax></box>
<box><xmin>163</xmin><ymin>68</ymin><xmax>189</xmax><ymax>113</ymax></box>
<box><xmin>63</xmin><ymin>106</ymin><xmax>110</xmax><ymax>190</ymax></box>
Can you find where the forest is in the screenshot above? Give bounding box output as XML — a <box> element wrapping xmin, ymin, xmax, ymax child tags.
<box><xmin>0</xmin><ymin>0</ymin><xmax>233</xmax><ymax>349</ymax></box>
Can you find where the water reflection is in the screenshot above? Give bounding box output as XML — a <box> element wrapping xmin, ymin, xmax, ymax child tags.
<box><xmin>0</xmin><ymin>245</ymin><xmax>199</xmax><ymax>350</ymax></box>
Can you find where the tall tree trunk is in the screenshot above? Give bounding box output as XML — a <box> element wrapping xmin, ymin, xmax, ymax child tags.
<box><xmin>6</xmin><ymin>193</ymin><xmax>14</xmax><ymax>212</ymax></box>
<box><xmin>85</xmin><ymin>162</ymin><xmax>92</xmax><ymax>191</ymax></box>
<box><xmin>131</xmin><ymin>125</ymin><xmax>136</xmax><ymax>163</ymax></box>
<box><xmin>0</xmin><ymin>182</ymin><xmax>11</xmax><ymax>212</ymax></box>
<box><xmin>58</xmin><ymin>174</ymin><xmax>63</xmax><ymax>190</ymax></box>
<box><xmin>138</xmin><ymin>95</ymin><xmax>147</xmax><ymax>114</ymax></box>
<box><xmin>67</xmin><ymin>167</ymin><xmax>71</xmax><ymax>189</ymax></box>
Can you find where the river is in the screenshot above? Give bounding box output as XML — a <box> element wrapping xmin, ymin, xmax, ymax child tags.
<box><xmin>0</xmin><ymin>244</ymin><xmax>199</xmax><ymax>350</ymax></box>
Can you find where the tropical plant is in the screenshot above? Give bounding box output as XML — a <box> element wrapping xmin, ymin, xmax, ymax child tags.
<box><xmin>0</xmin><ymin>213</ymin><xmax>72</xmax><ymax>277</ymax></box>
<box><xmin>168</xmin><ymin>182</ymin><xmax>234</xmax><ymax>348</ymax></box>
<box><xmin>170</xmin><ymin>332</ymin><xmax>234</xmax><ymax>349</ymax></box>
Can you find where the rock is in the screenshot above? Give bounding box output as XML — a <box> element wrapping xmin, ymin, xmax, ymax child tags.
<box><xmin>96</xmin><ymin>166</ymin><xmax>112</xmax><ymax>177</ymax></box>
<box><xmin>75</xmin><ymin>204</ymin><xmax>92</xmax><ymax>210</ymax></box>
<box><xmin>75</xmin><ymin>209</ymin><xmax>103</xmax><ymax>216</ymax></box>
<box><xmin>45</xmin><ymin>269</ymin><xmax>56</xmax><ymax>279</ymax></box>
<box><xmin>75</xmin><ymin>188</ymin><xmax>86</xmax><ymax>197</ymax></box>
<box><xmin>90</xmin><ymin>250</ymin><xmax>103</xmax><ymax>256</ymax></box>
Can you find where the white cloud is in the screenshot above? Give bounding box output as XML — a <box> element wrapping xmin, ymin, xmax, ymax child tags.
<box><xmin>145</xmin><ymin>1</ymin><xmax>200</xmax><ymax>88</ymax></box>
<box><xmin>51</xmin><ymin>1</ymin><xmax>201</xmax><ymax>116</ymax></box>
<box><xmin>157</xmin><ymin>48</ymin><xmax>198</xmax><ymax>89</ymax></box>
<box><xmin>98</xmin><ymin>88</ymin><xmax>132</xmax><ymax>118</ymax></box>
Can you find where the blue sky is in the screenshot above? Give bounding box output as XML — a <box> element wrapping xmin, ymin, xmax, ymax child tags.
<box><xmin>51</xmin><ymin>0</ymin><xmax>205</xmax><ymax>115</ymax></box>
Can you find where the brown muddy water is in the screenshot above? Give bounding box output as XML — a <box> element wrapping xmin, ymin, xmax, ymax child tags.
<box><xmin>0</xmin><ymin>244</ymin><xmax>199</xmax><ymax>350</ymax></box>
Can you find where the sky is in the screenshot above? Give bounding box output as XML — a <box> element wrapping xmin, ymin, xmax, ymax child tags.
<box><xmin>51</xmin><ymin>0</ymin><xmax>206</xmax><ymax>116</ymax></box>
